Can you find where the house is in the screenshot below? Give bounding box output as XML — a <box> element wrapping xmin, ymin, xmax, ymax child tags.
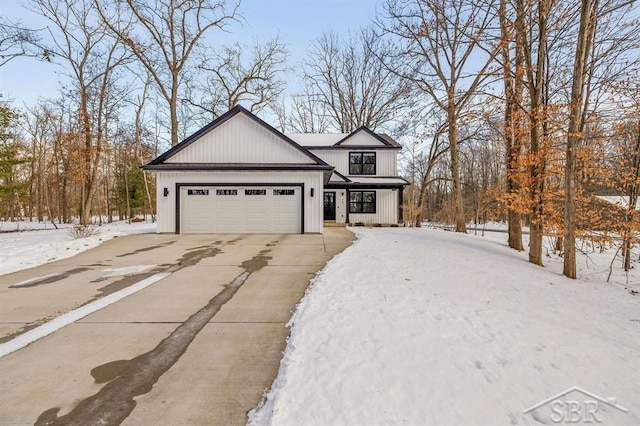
<box><xmin>143</xmin><ymin>105</ymin><xmax>408</xmax><ymax>234</ymax></box>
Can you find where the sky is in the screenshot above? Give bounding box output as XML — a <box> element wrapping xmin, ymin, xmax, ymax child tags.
<box><xmin>0</xmin><ymin>0</ymin><xmax>383</xmax><ymax>107</ymax></box>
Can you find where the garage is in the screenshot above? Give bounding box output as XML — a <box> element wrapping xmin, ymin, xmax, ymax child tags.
<box><xmin>179</xmin><ymin>185</ymin><xmax>302</xmax><ymax>234</ymax></box>
<box><xmin>143</xmin><ymin>105</ymin><xmax>332</xmax><ymax>234</ymax></box>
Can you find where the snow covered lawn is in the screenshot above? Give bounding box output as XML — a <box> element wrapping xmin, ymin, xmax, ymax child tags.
<box><xmin>250</xmin><ymin>227</ymin><xmax>640</xmax><ymax>425</ymax></box>
<box><xmin>0</xmin><ymin>221</ymin><xmax>156</xmax><ymax>276</ymax></box>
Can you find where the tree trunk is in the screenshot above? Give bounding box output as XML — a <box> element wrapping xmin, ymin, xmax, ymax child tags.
<box><xmin>529</xmin><ymin>108</ymin><xmax>545</xmax><ymax>266</ymax></box>
<box><xmin>448</xmin><ymin>96</ymin><xmax>466</xmax><ymax>233</ymax></box>
<box><xmin>124</xmin><ymin>162</ymin><xmax>131</xmax><ymax>223</ymax></box>
<box><xmin>508</xmin><ymin>210</ymin><xmax>523</xmax><ymax>250</ymax></box>
<box><xmin>170</xmin><ymin>79</ymin><xmax>179</xmax><ymax>146</ymax></box>
<box><xmin>500</xmin><ymin>0</ymin><xmax>524</xmax><ymax>251</ymax></box>
<box><xmin>623</xmin><ymin>121</ymin><xmax>640</xmax><ymax>271</ymax></box>
<box><xmin>564</xmin><ymin>0</ymin><xmax>599</xmax><ymax>279</ymax></box>
<box><xmin>414</xmin><ymin>180</ymin><xmax>428</xmax><ymax>228</ymax></box>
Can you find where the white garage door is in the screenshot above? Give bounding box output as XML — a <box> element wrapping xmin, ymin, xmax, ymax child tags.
<box><xmin>180</xmin><ymin>186</ymin><xmax>302</xmax><ymax>234</ymax></box>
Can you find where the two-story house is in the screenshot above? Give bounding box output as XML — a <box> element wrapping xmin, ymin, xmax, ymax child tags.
<box><xmin>143</xmin><ymin>105</ymin><xmax>408</xmax><ymax>234</ymax></box>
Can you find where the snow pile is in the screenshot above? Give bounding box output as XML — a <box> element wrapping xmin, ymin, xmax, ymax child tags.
<box><xmin>10</xmin><ymin>273</ymin><xmax>65</xmax><ymax>288</ymax></box>
<box><xmin>100</xmin><ymin>265</ymin><xmax>158</xmax><ymax>278</ymax></box>
<box><xmin>0</xmin><ymin>221</ymin><xmax>156</xmax><ymax>276</ymax></box>
<box><xmin>250</xmin><ymin>227</ymin><xmax>640</xmax><ymax>425</ymax></box>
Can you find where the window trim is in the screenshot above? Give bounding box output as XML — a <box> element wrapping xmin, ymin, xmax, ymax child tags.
<box><xmin>349</xmin><ymin>190</ymin><xmax>376</xmax><ymax>214</ymax></box>
<box><xmin>349</xmin><ymin>152</ymin><xmax>376</xmax><ymax>175</ymax></box>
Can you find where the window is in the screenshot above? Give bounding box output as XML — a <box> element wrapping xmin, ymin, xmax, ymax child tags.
<box><xmin>273</xmin><ymin>189</ymin><xmax>295</xmax><ymax>195</ymax></box>
<box><xmin>245</xmin><ymin>189</ymin><xmax>266</xmax><ymax>195</ymax></box>
<box><xmin>216</xmin><ymin>189</ymin><xmax>237</xmax><ymax>195</ymax></box>
<box><xmin>187</xmin><ymin>189</ymin><xmax>209</xmax><ymax>195</ymax></box>
<box><xmin>349</xmin><ymin>152</ymin><xmax>376</xmax><ymax>175</ymax></box>
<box><xmin>349</xmin><ymin>191</ymin><xmax>376</xmax><ymax>213</ymax></box>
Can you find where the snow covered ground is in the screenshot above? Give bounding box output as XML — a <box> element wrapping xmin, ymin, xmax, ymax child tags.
<box><xmin>250</xmin><ymin>227</ymin><xmax>640</xmax><ymax>425</ymax></box>
<box><xmin>0</xmin><ymin>220</ymin><xmax>156</xmax><ymax>276</ymax></box>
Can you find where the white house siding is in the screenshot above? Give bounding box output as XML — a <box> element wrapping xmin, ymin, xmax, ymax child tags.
<box><xmin>155</xmin><ymin>171</ymin><xmax>324</xmax><ymax>233</ymax></box>
<box><xmin>166</xmin><ymin>113</ymin><xmax>315</xmax><ymax>164</ymax></box>
<box><xmin>310</xmin><ymin>150</ymin><xmax>397</xmax><ymax>176</ymax></box>
<box><xmin>349</xmin><ymin>189</ymin><xmax>398</xmax><ymax>224</ymax></box>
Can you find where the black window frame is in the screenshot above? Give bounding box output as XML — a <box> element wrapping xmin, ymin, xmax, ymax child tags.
<box><xmin>349</xmin><ymin>152</ymin><xmax>376</xmax><ymax>175</ymax></box>
<box><xmin>349</xmin><ymin>191</ymin><xmax>376</xmax><ymax>213</ymax></box>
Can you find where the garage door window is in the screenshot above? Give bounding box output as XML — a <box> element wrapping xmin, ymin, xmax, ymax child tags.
<box><xmin>216</xmin><ymin>189</ymin><xmax>237</xmax><ymax>195</ymax></box>
<box><xmin>188</xmin><ymin>189</ymin><xmax>209</xmax><ymax>195</ymax></box>
<box><xmin>274</xmin><ymin>189</ymin><xmax>295</xmax><ymax>195</ymax></box>
<box><xmin>245</xmin><ymin>189</ymin><xmax>266</xmax><ymax>195</ymax></box>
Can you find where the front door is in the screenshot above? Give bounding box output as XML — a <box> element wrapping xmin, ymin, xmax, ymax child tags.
<box><xmin>323</xmin><ymin>192</ymin><xmax>336</xmax><ymax>220</ymax></box>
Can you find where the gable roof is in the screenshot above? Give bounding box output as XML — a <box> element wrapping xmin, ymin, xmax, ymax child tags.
<box><xmin>287</xmin><ymin>127</ymin><xmax>402</xmax><ymax>150</ymax></box>
<box><xmin>144</xmin><ymin>105</ymin><xmax>331</xmax><ymax>169</ymax></box>
<box><xmin>285</xmin><ymin>133</ymin><xmax>348</xmax><ymax>147</ymax></box>
<box><xmin>335</xmin><ymin>126</ymin><xmax>402</xmax><ymax>148</ymax></box>
<box><xmin>329</xmin><ymin>170</ymin><xmax>351</xmax><ymax>183</ymax></box>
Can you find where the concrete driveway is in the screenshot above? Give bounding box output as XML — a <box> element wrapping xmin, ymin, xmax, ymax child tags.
<box><xmin>0</xmin><ymin>228</ymin><xmax>353</xmax><ymax>425</ymax></box>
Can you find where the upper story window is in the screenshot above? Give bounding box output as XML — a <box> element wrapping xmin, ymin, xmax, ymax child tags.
<box><xmin>349</xmin><ymin>152</ymin><xmax>376</xmax><ymax>175</ymax></box>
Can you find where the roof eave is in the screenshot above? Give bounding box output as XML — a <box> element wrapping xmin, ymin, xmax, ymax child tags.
<box><xmin>141</xmin><ymin>163</ymin><xmax>334</xmax><ymax>172</ymax></box>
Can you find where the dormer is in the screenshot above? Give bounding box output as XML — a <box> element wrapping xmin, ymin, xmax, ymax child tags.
<box><xmin>287</xmin><ymin>127</ymin><xmax>402</xmax><ymax>177</ymax></box>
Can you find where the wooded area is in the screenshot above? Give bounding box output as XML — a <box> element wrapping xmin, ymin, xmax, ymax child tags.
<box><xmin>1</xmin><ymin>0</ymin><xmax>639</xmax><ymax>278</ymax></box>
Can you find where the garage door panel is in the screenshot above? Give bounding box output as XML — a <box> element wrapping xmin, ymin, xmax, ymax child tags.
<box><xmin>244</xmin><ymin>211</ymin><xmax>269</xmax><ymax>232</ymax></box>
<box><xmin>215</xmin><ymin>212</ymin><xmax>242</xmax><ymax>233</ymax></box>
<box><xmin>180</xmin><ymin>186</ymin><xmax>301</xmax><ymax>234</ymax></box>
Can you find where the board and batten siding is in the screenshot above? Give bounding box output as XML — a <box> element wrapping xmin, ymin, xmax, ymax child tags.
<box><xmin>166</xmin><ymin>113</ymin><xmax>315</xmax><ymax>164</ymax></box>
<box><xmin>310</xmin><ymin>150</ymin><xmax>397</xmax><ymax>176</ymax></box>
<box><xmin>155</xmin><ymin>171</ymin><xmax>324</xmax><ymax>233</ymax></box>
<box><xmin>348</xmin><ymin>189</ymin><xmax>398</xmax><ymax>224</ymax></box>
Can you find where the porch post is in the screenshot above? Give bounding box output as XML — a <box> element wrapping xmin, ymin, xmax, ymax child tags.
<box><xmin>345</xmin><ymin>188</ymin><xmax>350</xmax><ymax>224</ymax></box>
<box><xmin>398</xmin><ymin>186</ymin><xmax>404</xmax><ymax>224</ymax></box>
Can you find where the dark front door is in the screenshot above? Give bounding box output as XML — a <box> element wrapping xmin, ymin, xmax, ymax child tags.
<box><xmin>323</xmin><ymin>192</ymin><xmax>336</xmax><ymax>220</ymax></box>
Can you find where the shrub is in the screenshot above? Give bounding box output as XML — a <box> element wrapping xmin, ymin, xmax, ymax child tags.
<box><xmin>67</xmin><ymin>224</ymin><xmax>101</xmax><ymax>239</ymax></box>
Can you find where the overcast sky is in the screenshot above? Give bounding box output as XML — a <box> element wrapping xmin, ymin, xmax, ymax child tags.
<box><xmin>0</xmin><ymin>0</ymin><xmax>381</xmax><ymax>107</ymax></box>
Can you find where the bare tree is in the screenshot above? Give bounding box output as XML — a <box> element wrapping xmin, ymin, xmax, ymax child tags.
<box><xmin>95</xmin><ymin>0</ymin><xmax>240</xmax><ymax>146</ymax></box>
<box><xmin>563</xmin><ymin>0</ymin><xmax>600</xmax><ymax>277</ymax></box>
<box><xmin>380</xmin><ymin>0</ymin><xmax>500</xmax><ymax>233</ymax></box>
<box><xmin>302</xmin><ymin>28</ymin><xmax>412</xmax><ymax>132</ymax></box>
<box><xmin>563</xmin><ymin>0</ymin><xmax>639</xmax><ymax>278</ymax></box>
<box><xmin>186</xmin><ymin>37</ymin><xmax>289</xmax><ymax>120</ymax></box>
<box><xmin>29</xmin><ymin>0</ymin><xmax>130</xmax><ymax>225</ymax></box>
<box><xmin>404</xmin><ymin>117</ymin><xmax>449</xmax><ymax>227</ymax></box>
<box><xmin>0</xmin><ymin>18</ymin><xmax>46</xmax><ymax>67</ymax></box>
<box><xmin>498</xmin><ymin>0</ymin><xmax>525</xmax><ymax>250</ymax></box>
<box><xmin>283</xmin><ymin>91</ymin><xmax>332</xmax><ymax>133</ymax></box>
